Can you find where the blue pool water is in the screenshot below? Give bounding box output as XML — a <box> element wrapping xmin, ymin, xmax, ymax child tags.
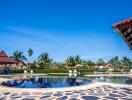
<box><xmin>1</xmin><ymin>76</ymin><xmax>92</xmax><ymax>88</ymax></box>
<box><xmin>86</xmin><ymin>76</ymin><xmax>132</xmax><ymax>85</ymax></box>
<box><xmin>1</xmin><ymin>76</ymin><xmax>132</xmax><ymax>88</ymax></box>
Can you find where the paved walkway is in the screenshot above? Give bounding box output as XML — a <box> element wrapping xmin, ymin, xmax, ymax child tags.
<box><xmin>0</xmin><ymin>85</ymin><xmax>132</xmax><ymax>100</ymax></box>
<box><xmin>0</xmin><ymin>75</ymin><xmax>132</xmax><ymax>100</ymax></box>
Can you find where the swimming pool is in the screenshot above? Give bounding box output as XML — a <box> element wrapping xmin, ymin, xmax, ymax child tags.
<box><xmin>1</xmin><ymin>76</ymin><xmax>92</xmax><ymax>88</ymax></box>
<box><xmin>1</xmin><ymin>75</ymin><xmax>132</xmax><ymax>88</ymax></box>
<box><xmin>85</xmin><ymin>76</ymin><xmax>132</xmax><ymax>85</ymax></box>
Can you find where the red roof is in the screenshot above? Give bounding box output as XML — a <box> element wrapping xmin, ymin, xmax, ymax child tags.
<box><xmin>0</xmin><ymin>51</ymin><xmax>7</xmax><ymax>57</ymax></box>
<box><xmin>0</xmin><ymin>51</ymin><xmax>18</xmax><ymax>64</ymax></box>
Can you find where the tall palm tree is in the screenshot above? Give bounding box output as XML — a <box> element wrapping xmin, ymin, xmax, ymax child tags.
<box><xmin>108</xmin><ymin>56</ymin><xmax>121</xmax><ymax>70</ymax></box>
<box><xmin>82</xmin><ymin>60</ymin><xmax>95</xmax><ymax>69</ymax></box>
<box><xmin>96</xmin><ymin>58</ymin><xmax>105</xmax><ymax>66</ymax></box>
<box><xmin>38</xmin><ymin>52</ymin><xmax>53</xmax><ymax>68</ymax></box>
<box><xmin>51</xmin><ymin>61</ymin><xmax>65</xmax><ymax>69</ymax></box>
<box><xmin>12</xmin><ymin>50</ymin><xmax>27</xmax><ymax>62</ymax></box>
<box><xmin>121</xmin><ymin>56</ymin><xmax>132</xmax><ymax>69</ymax></box>
<box><xmin>65</xmin><ymin>56</ymin><xmax>76</xmax><ymax>68</ymax></box>
<box><xmin>27</xmin><ymin>48</ymin><xmax>33</xmax><ymax>68</ymax></box>
<box><xmin>75</xmin><ymin>55</ymin><xmax>81</xmax><ymax>64</ymax></box>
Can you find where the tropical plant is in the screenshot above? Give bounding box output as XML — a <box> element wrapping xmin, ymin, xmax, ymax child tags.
<box><xmin>121</xmin><ymin>57</ymin><xmax>131</xmax><ymax>66</ymax></box>
<box><xmin>75</xmin><ymin>55</ymin><xmax>82</xmax><ymax>64</ymax></box>
<box><xmin>96</xmin><ymin>58</ymin><xmax>105</xmax><ymax>66</ymax></box>
<box><xmin>121</xmin><ymin>56</ymin><xmax>132</xmax><ymax>69</ymax></box>
<box><xmin>65</xmin><ymin>56</ymin><xmax>76</xmax><ymax>67</ymax></box>
<box><xmin>27</xmin><ymin>48</ymin><xmax>33</xmax><ymax>68</ymax></box>
<box><xmin>51</xmin><ymin>62</ymin><xmax>65</xmax><ymax>69</ymax></box>
<box><xmin>12</xmin><ymin>50</ymin><xmax>27</xmax><ymax>62</ymax></box>
<box><xmin>38</xmin><ymin>52</ymin><xmax>53</xmax><ymax>68</ymax></box>
<box><xmin>27</xmin><ymin>48</ymin><xmax>33</xmax><ymax>62</ymax></box>
<box><xmin>82</xmin><ymin>60</ymin><xmax>95</xmax><ymax>69</ymax></box>
<box><xmin>30</xmin><ymin>61</ymin><xmax>37</xmax><ymax>69</ymax></box>
<box><xmin>108</xmin><ymin>56</ymin><xmax>121</xmax><ymax>70</ymax></box>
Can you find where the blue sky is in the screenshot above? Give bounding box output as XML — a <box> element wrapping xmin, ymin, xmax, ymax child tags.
<box><xmin>0</xmin><ymin>0</ymin><xmax>132</xmax><ymax>62</ymax></box>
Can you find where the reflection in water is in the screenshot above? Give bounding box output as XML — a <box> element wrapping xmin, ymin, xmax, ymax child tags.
<box><xmin>67</xmin><ymin>78</ymin><xmax>76</xmax><ymax>86</ymax></box>
<box><xmin>124</xmin><ymin>77</ymin><xmax>132</xmax><ymax>84</ymax></box>
<box><xmin>87</xmin><ymin>77</ymin><xmax>132</xmax><ymax>85</ymax></box>
<box><xmin>1</xmin><ymin>76</ymin><xmax>132</xmax><ymax>88</ymax></box>
<box><xmin>2</xmin><ymin>77</ymin><xmax>92</xmax><ymax>88</ymax></box>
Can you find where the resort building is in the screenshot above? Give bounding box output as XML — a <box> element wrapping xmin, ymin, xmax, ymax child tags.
<box><xmin>0</xmin><ymin>50</ymin><xmax>18</xmax><ymax>67</ymax></box>
<box><xmin>11</xmin><ymin>61</ymin><xmax>27</xmax><ymax>69</ymax></box>
<box><xmin>94</xmin><ymin>64</ymin><xmax>114</xmax><ymax>71</ymax></box>
<box><xmin>0</xmin><ymin>51</ymin><xmax>28</xmax><ymax>69</ymax></box>
<box><xmin>65</xmin><ymin>64</ymin><xmax>83</xmax><ymax>69</ymax></box>
<box><xmin>0</xmin><ymin>51</ymin><xmax>18</xmax><ymax>74</ymax></box>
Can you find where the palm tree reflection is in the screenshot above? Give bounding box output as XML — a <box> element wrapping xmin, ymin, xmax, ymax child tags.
<box><xmin>4</xmin><ymin>77</ymin><xmax>92</xmax><ymax>88</ymax></box>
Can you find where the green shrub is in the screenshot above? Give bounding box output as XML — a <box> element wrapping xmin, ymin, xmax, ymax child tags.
<box><xmin>12</xmin><ymin>68</ymin><xmax>94</xmax><ymax>74</ymax></box>
<box><xmin>12</xmin><ymin>69</ymin><xmax>25</xmax><ymax>73</ymax></box>
<box><xmin>34</xmin><ymin>69</ymin><xmax>68</xmax><ymax>73</ymax></box>
<box><xmin>112</xmin><ymin>70</ymin><xmax>122</xmax><ymax>72</ymax></box>
<box><xmin>77</xmin><ymin>69</ymin><xmax>94</xmax><ymax>74</ymax></box>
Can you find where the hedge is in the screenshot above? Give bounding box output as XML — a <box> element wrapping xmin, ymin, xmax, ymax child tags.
<box><xmin>12</xmin><ymin>69</ymin><xmax>94</xmax><ymax>74</ymax></box>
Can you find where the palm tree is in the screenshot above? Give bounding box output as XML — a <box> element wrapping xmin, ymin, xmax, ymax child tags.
<box><xmin>30</xmin><ymin>61</ymin><xmax>37</xmax><ymax>69</ymax></box>
<box><xmin>65</xmin><ymin>56</ymin><xmax>76</xmax><ymax>68</ymax></box>
<box><xmin>38</xmin><ymin>52</ymin><xmax>53</xmax><ymax>68</ymax></box>
<box><xmin>27</xmin><ymin>48</ymin><xmax>33</xmax><ymax>68</ymax></box>
<box><xmin>121</xmin><ymin>56</ymin><xmax>132</xmax><ymax>69</ymax></box>
<box><xmin>75</xmin><ymin>55</ymin><xmax>82</xmax><ymax>64</ymax></box>
<box><xmin>108</xmin><ymin>56</ymin><xmax>121</xmax><ymax>70</ymax></box>
<box><xmin>12</xmin><ymin>50</ymin><xmax>27</xmax><ymax>62</ymax></box>
<box><xmin>82</xmin><ymin>60</ymin><xmax>95</xmax><ymax>69</ymax></box>
<box><xmin>96</xmin><ymin>58</ymin><xmax>105</xmax><ymax>66</ymax></box>
<box><xmin>51</xmin><ymin>61</ymin><xmax>65</xmax><ymax>69</ymax></box>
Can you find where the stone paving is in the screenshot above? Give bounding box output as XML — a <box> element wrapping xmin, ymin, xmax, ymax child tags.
<box><xmin>0</xmin><ymin>85</ymin><xmax>132</xmax><ymax>100</ymax></box>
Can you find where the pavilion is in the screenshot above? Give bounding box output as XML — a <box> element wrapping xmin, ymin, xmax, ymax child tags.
<box><xmin>0</xmin><ymin>50</ymin><xmax>18</xmax><ymax>65</ymax></box>
<box><xmin>112</xmin><ymin>18</ymin><xmax>132</xmax><ymax>49</ymax></box>
<box><xmin>0</xmin><ymin>51</ymin><xmax>18</xmax><ymax>74</ymax></box>
<box><xmin>94</xmin><ymin>64</ymin><xmax>114</xmax><ymax>71</ymax></box>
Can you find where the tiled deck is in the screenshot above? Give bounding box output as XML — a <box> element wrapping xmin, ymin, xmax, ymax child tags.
<box><xmin>0</xmin><ymin>83</ymin><xmax>132</xmax><ymax>100</ymax></box>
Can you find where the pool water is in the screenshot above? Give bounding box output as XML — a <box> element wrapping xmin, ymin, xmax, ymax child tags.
<box><xmin>1</xmin><ymin>76</ymin><xmax>132</xmax><ymax>88</ymax></box>
<box><xmin>1</xmin><ymin>76</ymin><xmax>92</xmax><ymax>88</ymax></box>
<box><xmin>85</xmin><ymin>76</ymin><xmax>132</xmax><ymax>85</ymax></box>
